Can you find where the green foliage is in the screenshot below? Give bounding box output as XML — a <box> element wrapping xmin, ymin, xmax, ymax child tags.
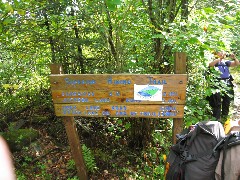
<box><xmin>16</xmin><ymin>170</ymin><xmax>28</xmax><ymax>180</ymax></box>
<box><xmin>82</xmin><ymin>144</ymin><xmax>98</xmax><ymax>173</ymax></box>
<box><xmin>35</xmin><ymin>162</ymin><xmax>52</xmax><ymax>179</ymax></box>
<box><xmin>67</xmin><ymin>159</ymin><xmax>76</xmax><ymax>171</ymax></box>
<box><xmin>67</xmin><ymin>177</ymin><xmax>79</xmax><ymax>180</ymax></box>
<box><xmin>15</xmin><ymin>154</ymin><xmax>51</xmax><ymax>179</ymax></box>
<box><xmin>0</xmin><ymin>0</ymin><xmax>239</xmax><ymax>178</ymax></box>
<box><xmin>0</xmin><ymin>69</ymin><xmax>51</xmax><ymax>120</ymax></box>
<box><xmin>118</xmin><ymin>130</ymin><xmax>171</xmax><ymax>179</ymax></box>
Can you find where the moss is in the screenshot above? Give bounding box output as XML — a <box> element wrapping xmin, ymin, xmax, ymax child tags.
<box><xmin>32</xmin><ymin>116</ymin><xmax>49</xmax><ymax>124</ymax></box>
<box><xmin>1</xmin><ymin>129</ymin><xmax>39</xmax><ymax>152</ymax></box>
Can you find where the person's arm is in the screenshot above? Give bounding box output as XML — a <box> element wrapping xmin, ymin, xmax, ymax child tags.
<box><xmin>209</xmin><ymin>58</ymin><xmax>221</xmax><ymax>67</ymax></box>
<box><xmin>229</xmin><ymin>54</ymin><xmax>239</xmax><ymax>67</ymax></box>
<box><xmin>0</xmin><ymin>136</ymin><xmax>16</xmax><ymax>180</ymax></box>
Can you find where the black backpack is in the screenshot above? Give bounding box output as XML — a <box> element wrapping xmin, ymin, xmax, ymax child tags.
<box><xmin>165</xmin><ymin>121</ymin><xmax>225</xmax><ymax>180</ymax></box>
<box><xmin>215</xmin><ymin>131</ymin><xmax>240</xmax><ymax>180</ymax></box>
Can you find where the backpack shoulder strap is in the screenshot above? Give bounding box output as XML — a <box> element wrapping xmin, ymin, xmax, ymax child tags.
<box><xmin>187</xmin><ymin>123</ymin><xmax>202</xmax><ymax>145</ymax></box>
<box><xmin>227</xmin><ymin>132</ymin><xmax>240</xmax><ymax>147</ymax></box>
<box><xmin>220</xmin><ymin>132</ymin><xmax>240</xmax><ymax>180</ymax></box>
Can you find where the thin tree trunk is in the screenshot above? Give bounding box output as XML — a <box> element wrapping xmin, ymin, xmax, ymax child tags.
<box><xmin>104</xmin><ymin>1</ymin><xmax>119</xmax><ymax>72</ymax></box>
<box><xmin>71</xmin><ymin>8</ymin><xmax>85</xmax><ymax>74</ymax></box>
<box><xmin>43</xmin><ymin>11</ymin><xmax>56</xmax><ymax>63</ymax></box>
<box><xmin>181</xmin><ymin>0</ymin><xmax>189</xmax><ymax>21</ymax></box>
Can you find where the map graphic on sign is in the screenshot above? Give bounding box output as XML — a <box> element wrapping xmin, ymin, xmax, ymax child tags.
<box><xmin>134</xmin><ymin>84</ymin><xmax>163</xmax><ymax>101</ymax></box>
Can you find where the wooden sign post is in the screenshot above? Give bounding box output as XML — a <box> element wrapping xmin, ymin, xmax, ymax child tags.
<box><xmin>50</xmin><ymin>64</ymin><xmax>88</xmax><ymax>180</ymax></box>
<box><xmin>49</xmin><ymin>55</ymin><xmax>187</xmax><ymax>178</ymax></box>
<box><xmin>173</xmin><ymin>52</ymin><xmax>187</xmax><ymax>143</ymax></box>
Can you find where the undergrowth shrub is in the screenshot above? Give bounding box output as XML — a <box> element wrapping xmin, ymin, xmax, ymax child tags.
<box><xmin>82</xmin><ymin>144</ymin><xmax>98</xmax><ymax>173</ymax></box>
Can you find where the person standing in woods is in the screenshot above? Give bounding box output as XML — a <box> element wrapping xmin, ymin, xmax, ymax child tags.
<box><xmin>207</xmin><ymin>50</ymin><xmax>239</xmax><ymax>122</ymax></box>
<box><xmin>0</xmin><ymin>136</ymin><xmax>16</xmax><ymax>180</ymax></box>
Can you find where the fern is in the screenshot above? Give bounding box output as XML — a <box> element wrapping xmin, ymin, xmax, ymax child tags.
<box><xmin>82</xmin><ymin>144</ymin><xmax>98</xmax><ymax>173</ymax></box>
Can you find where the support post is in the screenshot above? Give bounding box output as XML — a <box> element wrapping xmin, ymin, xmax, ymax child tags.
<box><xmin>173</xmin><ymin>52</ymin><xmax>187</xmax><ymax>143</ymax></box>
<box><xmin>50</xmin><ymin>64</ymin><xmax>88</xmax><ymax>180</ymax></box>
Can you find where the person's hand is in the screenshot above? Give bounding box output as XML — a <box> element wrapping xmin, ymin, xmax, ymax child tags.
<box><xmin>230</xmin><ymin>54</ymin><xmax>236</xmax><ymax>60</ymax></box>
<box><xmin>0</xmin><ymin>136</ymin><xmax>16</xmax><ymax>180</ymax></box>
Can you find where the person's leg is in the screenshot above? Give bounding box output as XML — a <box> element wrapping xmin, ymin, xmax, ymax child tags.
<box><xmin>208</xmin><ymin>92</ymin><xmax>221</xmax><ymax>120</ymax></box>
<box><xmin>222</xmin><ymin>94</ymin><xmax>231</xmax><ymax>117</ymax></box>
<box><xmin>222</xmin><ymin>87</ymin><xmax>234</xmax><ymax>121</ymax></box>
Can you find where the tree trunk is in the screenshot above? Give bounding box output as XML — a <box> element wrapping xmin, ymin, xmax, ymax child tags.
<box><xmin>71</xmin><ymin>8</ymin><xmax>85</xmax><ymax>74</ymax></box>
<box><xmin>43</xmin><ymin>11</ymin><xmax>56</xmax><ymax>63</ymax></box>
<box><xmin>104</xmin><ymin>1</ymin><xmax>120</xmax><ymax>72</ymax></box>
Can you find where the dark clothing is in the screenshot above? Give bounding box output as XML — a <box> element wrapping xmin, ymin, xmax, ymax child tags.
<box><xmin>208</xmin><ymin>86</ymin><xmax>234</xmax><ymax>120</ymax></box>
<box><xmin>207</xmin><ymin>60</ymin><xmax>234</xmax><ymax>120</ymax></box>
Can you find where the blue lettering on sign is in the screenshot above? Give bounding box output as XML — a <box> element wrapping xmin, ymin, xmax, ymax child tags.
<box><xmin>63</xmin><ymin>98</ymin><xmax>89</xmax><ymax>103</ymax></box>
<box><xmin>169</xmin><ymin>92</ymin><xmax>178</xmax><ymax>96</ymax></box>
<box><xmin>94</xmin><ymin>98</ymin><xmax>110</xmax><ymax>103</ymax></box>
<box><xmin>111</xmin><ymin>106</ymin><xmax>127</xmax><ymax>111</ymax></box>
<box><xmin>140</xmin><ymin>112</ymin><xmax>157</xmax><ymax>116</ymax></box>
<box><xmin>109</xmin><ymin>91</ymin><xmax>121</xmax><ymax>96</ymax></box>
<box><xmin>158</xmin><ymin>111</ymin><xmax>177</xmax><ymax>116</ymax></box>
<box><xmin>130</xmin><ymin>112</ymin><xmax>137</xmax><ymax>116</ymax></box>
<box><xmin>160</xmin><ymin>106</ymin><xmax>176</xmax><ymax>111</ymax></box>
<box><xmin>62</xmin><ymin>91</ymin><xmax>94</xmax><ymax>96</ymax></box>
<box><xmin>88</xmin><ymin>92</ymin><xmax>94</xmax><ymax>96</ymax></box>
<box><xmin>168</xmin><ymin>99</ymin><xmax>177</xmax><ymax>103</ymax></box>
<box><xmin>137</xmin><ymin>111</ymin><xmax>177</xmax><ymax>117</ymax></box>
<box><xmin>116</xmin><ymin>111</ymin><xmax>127</xmax><ymax>116</ymax></box>
<box><xmin>87</xmin><ymin>111</ymin><xmax>98</xmax><ymax>116</ymax></box>
<box><xmin>102</xmin><ymin>110</ymin><xmax>110</xmax><ymax>116</ymax></box>
<box><xmin>107</xmin><ymin>77</ymin><xmax>131</xmax><ymax>85</ymax></box>
<box><xmin>62</xmin><ymin>105</ymin><xmax>81</xmax><ymax>115</ymax></box>
<box><xmin>148</xmin><ymin>77</ymin><xmax>167</xmax><ymax>85</ymax></box>
<box><xmin>126</xmin><ymin>98</ymin><xmax>141</xmax><ymax>103</ymax></box>
<box><xmin>86</xmin><ymin>106</ymin><xmax>100</xmax><ymax>110</ymax></box>
<box><xmin>64</xmin><ymin>78</ymin><xmax>96</xmax><ymax>85</ymax></box>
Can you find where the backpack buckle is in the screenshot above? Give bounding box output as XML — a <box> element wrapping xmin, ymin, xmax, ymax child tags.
<box><xmin>181</xmin><ymin>150</ymin><xmax>197</xmax><ymax>162</ymax></box>
<box><xmin>180</xmin><ymin>150</ymin><xmax>188</xmax><ymax>161</ymax></box>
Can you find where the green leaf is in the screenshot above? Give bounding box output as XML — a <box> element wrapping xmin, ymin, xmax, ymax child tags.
<box><xmin>197</xmin><ymin>110</ymin><xmax>203</xmax><ymax>115</ymax></box>
<box><xmin>3</xmin><ymin>17</ymin><xmax>13</xmax><ymax>25</ymax></box>
<box><xmin>108</xmin><ymin>126</ymin><xmax>114</xmax><ymax>132</ymax></box>
<box><xmin>152</xmin><ymin>34</ymin><xmax>165</xmax><ymax>39</ymax></box>
<box><xmin>13</xmin><ymin>0</ymin><xmax>20</xmax><ymax>7</ymax></box>
<box><xmin>107</xmin><ymin>0</ymin><xmax>121</xmax><ymax>5</ymax></box>
<box><xmin>188</xmin><ymin>37</ymin><xmax>199</xmax><ymax>44</ymax></box>
<box><xmin>117</xmin><ymin>119</ymin><xmax>122</xmax><ymax>125</ymax></box>
<box><xmin>106</xmin><ymin>0</ymin><xmax>121</xmax><ymax>11</ymax></box>
<box><xmin>5</xmin><ymin>2</ymin><xmax>13</xmax><ymax>13</ymax></box>
<box><xmin>124</xmin><ymin>123</ymin><xmax>131</xmax><ymax>130</ymax></box>
<box><xmin>223</xmin><ymin>24</ymin><xmax>233</xmax><ymax>29</ymax></box>
<box><xmin>17</xmin><ymin>9</ymin><xmax>26</xmax><ymax>16</ymax></box>
<box><xmin>224</xmin><ymin>15</ymin><xmax>235</xmax><ymax>21</ymax></box>
<box><xmin>3</xmin><ymin>84</ymin><xmax>11</xmax><ymax>88</ymax></box>
<box><xmin>203</xmin><ymin>7</ymin><xmax>215</xmax><ymax>14</ymax></box>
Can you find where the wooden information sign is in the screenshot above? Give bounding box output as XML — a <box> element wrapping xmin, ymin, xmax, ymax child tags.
<box><xmin>50</xmin><ymin>74</ymin><xmax>187</xmax><ymax>118</ymax></box>
<box><xmin>49</xmin><ymin>52</ymin><xmax>187</xmax><ymax>179</ymax></box>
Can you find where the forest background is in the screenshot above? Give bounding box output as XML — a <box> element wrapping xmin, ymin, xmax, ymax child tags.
<box><xmin>0</xmin><ymin>0</ymin><xmax>240</xmax><ymax>179</ymax></box>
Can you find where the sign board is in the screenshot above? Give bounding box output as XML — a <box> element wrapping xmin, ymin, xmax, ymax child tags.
<box><xmin>50</xmin><ymin>74</ymin><xmax>187</xmax><ymax>118</ymax></box>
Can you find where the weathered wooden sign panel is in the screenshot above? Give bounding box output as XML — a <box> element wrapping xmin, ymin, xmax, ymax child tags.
<box><xmin>49</xmin><ymin>74</ymin><xmax>187</xmax><ymax>118</ymax></box>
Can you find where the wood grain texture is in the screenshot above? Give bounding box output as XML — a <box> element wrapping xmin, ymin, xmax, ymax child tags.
<box><xmin>49</xmin><ymin>74</ymin><xmax>187</xmax><ymax>118</ymax></box>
